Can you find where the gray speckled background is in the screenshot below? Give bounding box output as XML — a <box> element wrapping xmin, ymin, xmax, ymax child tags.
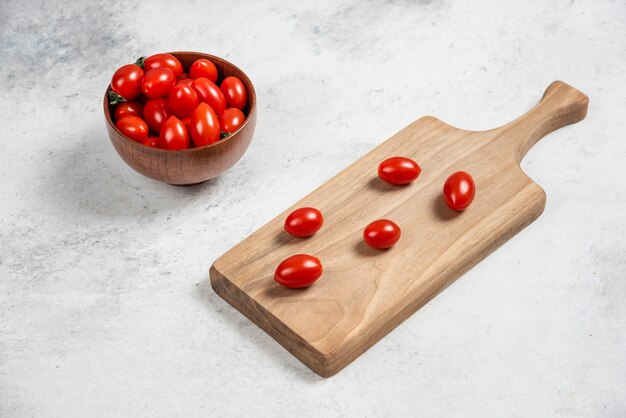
<box><xmin>1</xmin><ymin>0</ymin><xmax>625</xmax><ymax>416</ymax></box>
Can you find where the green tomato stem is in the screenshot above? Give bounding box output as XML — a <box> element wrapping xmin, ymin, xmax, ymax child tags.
<box><xmin>108</xmin><ymin>91</ymin><xmax>127</xmax><ymax>106</ymax></box>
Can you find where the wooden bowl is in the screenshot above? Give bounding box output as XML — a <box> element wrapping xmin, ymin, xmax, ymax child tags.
<box><xmin>103</xmin><ymin>51</ymin><xmax>256</xmax><ymax>185</ymax></box>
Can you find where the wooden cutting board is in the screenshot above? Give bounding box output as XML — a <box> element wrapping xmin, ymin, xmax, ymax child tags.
<box><xmin>210</xmin><ymin>81</ymin><xmax>588</xmax><ymax>377</ymax></box>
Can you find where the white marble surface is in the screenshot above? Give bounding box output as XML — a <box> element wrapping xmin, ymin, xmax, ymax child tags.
<box><xmin>1</xmin><ymin>0</ymin><xmax>625</xmax><ymax>416</ymax></box>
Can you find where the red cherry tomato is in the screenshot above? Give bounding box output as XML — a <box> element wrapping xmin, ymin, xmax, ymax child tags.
<box><xmin>142</xmin><ymin>68</ymin><xmax>176</xmax><ymax>99</ymax></box>
<box><xmin>141</xmin><ymin>137</ymin><xmax>158</xmax><ymax>147</ymax></box>
<box><xmin>177</xmin><ymin>78</ymin><xmax>194</xmax><ymax>86</ymax></box>
<box><xmin>274</xmin><ymin>254</ymin><xmax>323</xmax><ymax>288</ymax></box>
<box><xmin>113</xmin><ymin>100</ymin><xmax>143</xmax><ymax>122</ymax></box>
<box><xmin>218</xmin><ymin>108</ymin><xmax>246</xmax><ymax>133</ymax></box>
<box><xmin>192</xmin><ymin>77</ymin><xmax>226</xmax><ymax>115</ymax></box>
<box><xmin>190</xmin><ymin>103</ymin><xmax>220</xmax><ymax>147</ymax></box>
<box><xmin>158</xmin><ymin>116</ymin><xmax>190</xmax><ymax>150</ymax></box>
<box><xmin>189</xmin><ymin>59</ymin><xmax>218</xmax><ymax>82</ymax></box>
<box><xmin>284</xmin><ymin>207</ymin><xmax>324</xmax><ymax>237</ymax></box>
<box><xmin>363</xmin><ymin>219</ymin><xmax>401</xmax><ymax>249</ymax></box>
<box><xmin>443</xmin><ymin>171</ymin><xmax>475</xmax><ymax>211</ymax></box>
<box><xmin>115</xmin><ymin>116</ymin><xmax>149</xmax><ymax>142</ymax></box>
<box><xmin>168</xmin><ymin>84</ymin><xmax>199</xmax><ymax>118</ymax></box>
<box><xmin>110</xmin><ymin>64</ymin><xmax>144</xmax><ymax>102</ymax></box>
<box><xmin>220</xmin><ymin>76</ymin><xmax>247</xmax><ymax>109</ymax></box>
<box><xmin>143</xmin><ymin>98</ymin><xmax>172</xmax><ymax>134</ymax></box>
<box><xmin>143</xmin><ymin>53</ymin><xmax>183</xmax><ymax>78</ymax></box>
<box><xmin>378</xmin><ymin>157</ymin><xmax>421</xmax><ymax>185</ymax></box>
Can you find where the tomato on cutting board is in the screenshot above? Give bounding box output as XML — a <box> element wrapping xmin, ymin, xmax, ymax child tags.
<box><xmin>378</xmin><ymin>157</ymin><xmax>421</xmax><ymax>185</ymax></box>
<box><xmin>284</xmin><ymin>207</ymin><xmax>324</xmax><ymax>237</ymax></box>
<box><xmin>443</xmin><ymin>171</ymin><xmax>476</xmax><ymax>211</ymax></box>
<box><xmin>363</xmin><ymin>219</ymin><xmax>401</xmax><ymax>249</ymax></box>
<box><xmin>274</xmin><ymin>254</ymin><xmax>323</xmax><ymax>288</ymax></box>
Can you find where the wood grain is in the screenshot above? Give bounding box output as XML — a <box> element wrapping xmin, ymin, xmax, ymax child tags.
<box><xmin>210</xmin><ymin>81</ymin><xmax>589</xmax><ymax>377</ymax></box>
<box><xmin>103</xmin><ymin>51</ymin><xmax>257</xmax><ymax>185</ymax></box>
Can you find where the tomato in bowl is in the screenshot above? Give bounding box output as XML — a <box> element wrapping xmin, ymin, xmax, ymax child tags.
<box><xmin>103</xmin><ymin>51</ymin><xmax>256</xmax><ymax>185</ymax></box>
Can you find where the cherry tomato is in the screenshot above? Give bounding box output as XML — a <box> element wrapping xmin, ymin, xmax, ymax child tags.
<box><xmin>143</xmin><ymin>53</ymin><xmax>183</xmax><ymax>78</ymax></box>
<box><xmin>181</xmin><ymin>117</ymin><xmax>193</xmax><ymax>144</ymax></box>
<box><xmin>378</xmin><ymin>157</ymin><xmax>421</xmax><ymax>185</ymax></box>
<box><xmin>142</xmin><ymin>68</ymin><xmax>176</xmax><ymax>99</ymax></box>
<box><xmin>143</xmin><ymin>98</ymin><xmax>172</xmax><ymax>134</ymax></box>
<box><xmin>284</xmin><ymin>207</ymin><xmax>324</xmax><ymax>237</ymax></box>
<box><xmin>190</xmin><ymin>103</ymin><xmax>220</xmax><ymax>147</ymax></box>
<box><xmin>274</xmin><ymin>254</ymin><xmax>323</xmax><ymax>288</ymax></box>
<box><xmin>177</xmin><ymin>78</ymin><xmax>194</xmax><ymax>86</ymax></box>
<box><xmin>110</xmin><ymin>64</ymin><xmax>144</xmax><ymax>102</ymax></box>
<box><xmin>158</xmin><ymin>116</ymin><xmax>190</xmax><ymax>150</ymax></box>
<box><xmin>113</xmin><ymin>100</ymin><xmax>143</xmax><ymax>122</ymax></box>
<box><xmin>178</xmin><ymin>73</ymin><xmax>190</xmax><ymax>81</ymax></box>
<box><xmin>189</xmin><ymin>59</ymin><xmax>218</xmax><ymax>82</ymax></box>
<box><xmin>220</xmin><ymin>76</ymin><xmax>247</xmax><ymax>109</ymax></box>
<box><xmin>115</xmin><ymin>116</ymin><xmax>149</xmax><ymax>142</ymax></box>
<box><xmin>443</xmin><ymin>171</ymin><xmax>475</xmax><ymax>211</ymax></box>
<box><xmin>192</xmin><ymin>77</ymin><xmax>226</xmax><ymax>115</ymax></box>
<box><xmin>363</xmin><ymin>219</ymin><xmax>401</xmax><ymax>249</ymax></box>
<box><xmin>141</xmin><ymin>137</ymin><xmax>158</xmax><ymax>147</ymax></box>
<box><xmin>168</xmin><ymin>84</ymin><xmax>199</xmax><ymax>119</ymax></box>
<box><xmin>218</xmin><ymin>108</ymin><xmax>246</xmax><ymax>133</ymax></box>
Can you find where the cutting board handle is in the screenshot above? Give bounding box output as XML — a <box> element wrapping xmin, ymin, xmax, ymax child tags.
<box><xmin>505</xmin><ymin>81</ymin><xmax>589</xmax><ymax>161</ymax></box>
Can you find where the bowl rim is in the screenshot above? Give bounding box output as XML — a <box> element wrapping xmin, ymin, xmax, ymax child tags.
<box><xmin>103</xmin><ymin>51</ymin><xmax>256</xmax><ymax>153</ymax></box>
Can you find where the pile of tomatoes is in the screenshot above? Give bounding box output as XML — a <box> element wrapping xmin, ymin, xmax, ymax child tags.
<box><xmin>109</xmin><ymin>53</ymin><xmax>248</xmax><ymax>150</ymax></box>
<box><xmin>274</xmin><ymin>158</ymin><xmax>477</xmax><ymax>288</ymax></box>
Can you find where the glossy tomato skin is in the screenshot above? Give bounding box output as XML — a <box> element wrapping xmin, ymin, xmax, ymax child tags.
<box><xmin>192</xmin><ymin>77</ymin><xmax>226</xmax><ymax>115</ymax></box>
<box><xmin>158</xmin><ymin>116</ymin><xmax>190</xmax><ymax>150</ymax></box>
<box><xmin>274</xmin><ymin>254</ymin><xmax>323</xmax><ymax>288</ymax></box>
<box><xmin>177</xmin><ymin>78</ymin><xmax>194</xmax><ymax>86</ymax></box>
<box><xmin>144</xmin><ymin>53</ymin><xmax>183</xmax><ymax>78</ymax></box>
<box><xmin>218</xmin><ymin>108</ymin><xmax>246</xmax><ymax>133</ymax></box>
<box><xmin>111</xmin><ymin>64</ymin><xmax>144</xmax><ymax>101</ymax></box>
<box><xmin>143</xmin><ymin>98</ymin><xmax>172</xmax><ymax>134</ymax></box>
<box><xmin>363</xmin><ymin>219</ymin><xmax>401</xmax><ymax>249</ymax></box>
<box><xmin>113</xmin><ymin>100</ymin><xmax>143</xmax><ymax>122</ymax></box>
<box><xmin>115</xmin><ymin>116</ymin><xmax>149</xmax><ymax>142</ymax></box>
<box><xmin>189</xmin><ymin>59</ymin><xmax>218</xmax><ymax>82</ymax></box>
<box><xmin>141</xmin><ymin>137</ymin><xmax>158</xmax><ymax>147</ymax></box>
<box><xmin>168</xmin><ymin>83</ymin><xmax>199</xmax><ymax>118</ymax></box>
<box><xmin>220</xmin><ymin>76</ymin><xmax>247</xmax><ymax>109</ymax></box>
<box><xmin>443</xmin><ymin>171</ymin><xmax>475</xmax><ymax>211</ymax></box>
<box><xmin>378</xmin><ymin>157</ymin><xmax>421</xmax><ymax>185</ymax></box>
<box><xmin>284</xmin><ymin>207</ymin><xmax>324</xmax><ymax>237</ymax></box>
<box><xmin>190</xmin><ymin>103</ymin><xmax>220</xmax><ymax>147</ymax></box>
<box><xmin>142</xmin><ymin>68</ymin><xmax>176</xmax><ymax>99</ymax></box>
